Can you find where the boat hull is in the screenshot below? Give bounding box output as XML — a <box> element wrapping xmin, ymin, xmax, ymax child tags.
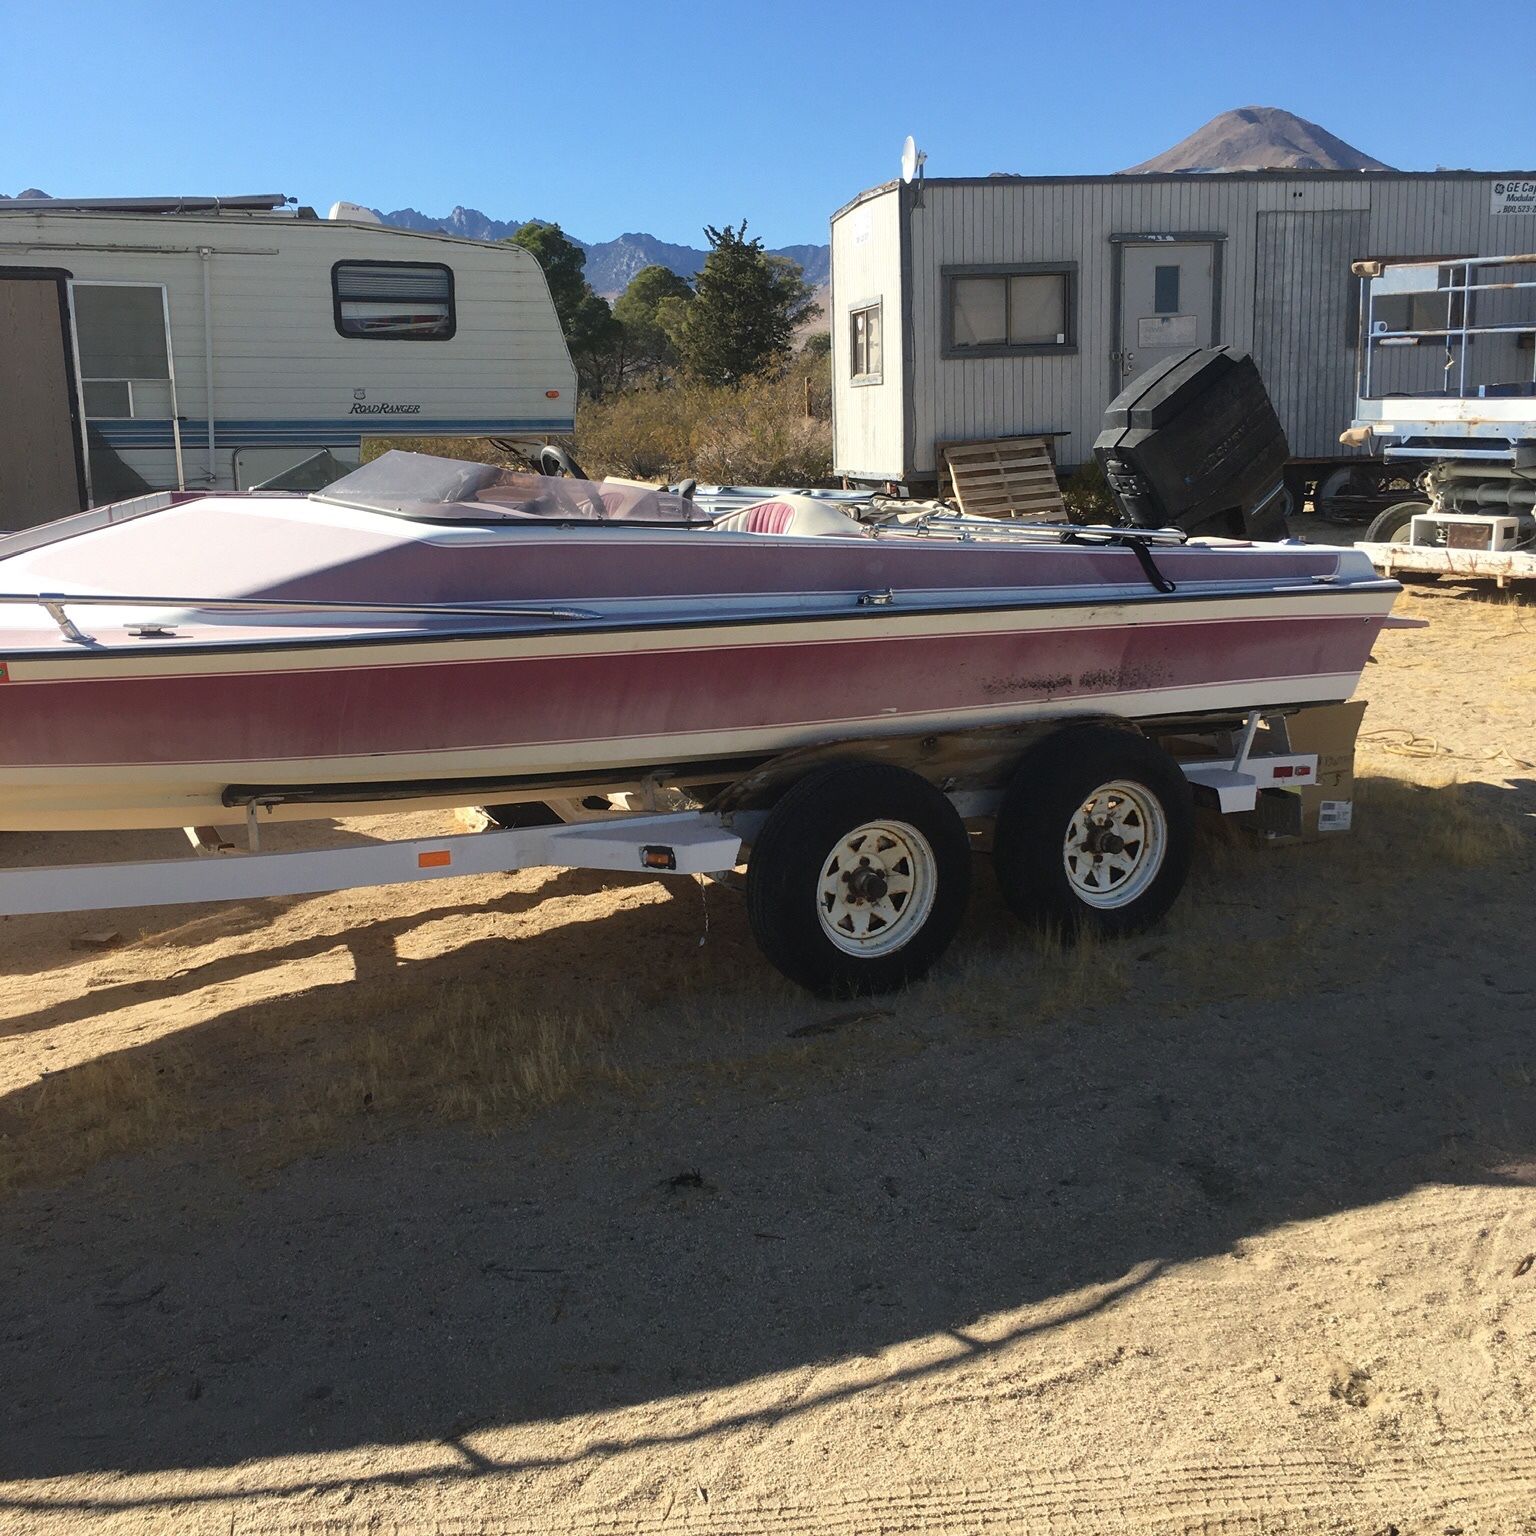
<box><xmin>0</xmin><ymin>589</ymin><xmax>1387</xmax><ymax>830</ymax></box>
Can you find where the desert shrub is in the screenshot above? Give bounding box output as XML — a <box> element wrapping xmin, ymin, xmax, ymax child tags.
<box><xmin>364</xmin><ymin>356</ymin><xmax>834</xmax><ymax>489</ymax></box>
<box><xmin>360</xmin><ymin>435</ymin><xmax>526</xmax><ymax>469</ymax></box>
<box><xmin>1062</xmin><ymin>456</ymin><xmax>1116</xmax><ymax>523</ymax></box>
<box><xmin>576</xmin><ymin>364</ymin><xmax>832</xmax><ymax>486</ymax></box>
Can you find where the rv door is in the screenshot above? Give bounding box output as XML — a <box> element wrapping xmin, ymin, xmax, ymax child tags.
<box><xmin>0</xmin><ymin>269</ymin><xmax>87</xmax><ymax>531</ymax></box>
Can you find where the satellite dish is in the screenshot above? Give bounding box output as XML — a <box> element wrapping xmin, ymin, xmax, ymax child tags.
<box><xmin>900</xmin><ymin>135</ymin><xmax>927</xmax><ymax>185</ymax></box>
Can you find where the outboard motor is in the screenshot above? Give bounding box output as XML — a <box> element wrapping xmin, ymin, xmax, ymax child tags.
<box><xmin>1094</xmin><ymin>346</ymin><xmax>1290</xmax><ymax>540</ymax></box>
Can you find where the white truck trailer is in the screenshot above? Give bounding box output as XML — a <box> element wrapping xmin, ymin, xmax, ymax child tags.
<box><xmin>1347</xmin><ymin>253</ymin><xmax>1536</xmax><ymax>584</ymax></box>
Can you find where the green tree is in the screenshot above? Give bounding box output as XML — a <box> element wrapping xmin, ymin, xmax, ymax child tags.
<box><xmin>613</xmin><ymin>264</ymin><xmax>694</xmax><ymax>384</ymax></box>
<box><xmin>676</xmin><ymin>222</ymin><xmax>820</xmax><ymax>386</ymax></box>
<box><xmin>506</xmin><ymin>220</ymin><xmax>625</xmax><ymax>399</ymax></box>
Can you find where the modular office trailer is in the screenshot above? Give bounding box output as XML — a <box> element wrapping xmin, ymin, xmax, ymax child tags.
<box><xmin>830</xmin><ymin>170</ymin><xmax>1536</xmax><ymax>496</ymax></box>
<box><xmin>0</xmin><ymin>196</ymin><xmax>576</xmax><ymax>531</ymax></box>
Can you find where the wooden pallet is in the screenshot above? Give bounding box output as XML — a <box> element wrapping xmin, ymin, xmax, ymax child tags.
<box><xmin>942</xmin><ymin>436</ymin><xmax>1066</xmax><ymax>520</ymax></box>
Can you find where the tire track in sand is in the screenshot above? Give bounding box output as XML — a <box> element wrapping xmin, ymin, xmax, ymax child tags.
<box><xmin>217</xmin><ymin>1426</ymin><xmax>1536</xmax><ymax>1534</ymax></box>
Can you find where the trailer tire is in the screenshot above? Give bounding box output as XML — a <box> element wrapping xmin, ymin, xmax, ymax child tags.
<box><xmin>1366</xmin><ymin>501</ymin><xmax>1438</xmax><ymax>581</ymax></box>
<box><xmin>746</xmin><ymin>763</ymin><xmax>971</xmax><ymax>997</ymax></box>
<box><xmin>993</xmin><ymin>727</ymin><xmax>1193</xmax><ymax>940</ymax></box>
<box><xmin>1312</xmin><ymin>467</ymin><xmax>1358</xmax><ymax>520</ymax></box>
<box><xmin>1365</xmin><ymin>501</ymin><xmax>1428</xmax><ymax>545</ymax></box>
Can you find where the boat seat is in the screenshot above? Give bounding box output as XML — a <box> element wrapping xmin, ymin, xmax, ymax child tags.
<box><xmin>710</xmin><ymin>495</ymin><xmax>870</xmax><ymax>538</ymax></box>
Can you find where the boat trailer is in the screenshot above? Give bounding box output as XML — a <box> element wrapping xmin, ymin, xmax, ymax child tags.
<box><xmin>0</xmin><ymin>712</ymin><xmax>1327</xmax><ymax>995</ymax></box>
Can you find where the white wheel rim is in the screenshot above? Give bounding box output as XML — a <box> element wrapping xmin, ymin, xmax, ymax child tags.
<box><xmin>816</xmin><ymin>819</ymin><xmax>938</xmax><ymax>957</ymax></box>
<box><xmin>1062</xmin><ymin>780</ymin><xmax>1166</xmax><ymax>911</ymax></box>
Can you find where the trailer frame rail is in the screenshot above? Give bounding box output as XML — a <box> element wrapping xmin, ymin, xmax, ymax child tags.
<box><xmin>0</xmin><ymin>721</ymin><xmax>1319</xmax><ymax>919</ymax></box>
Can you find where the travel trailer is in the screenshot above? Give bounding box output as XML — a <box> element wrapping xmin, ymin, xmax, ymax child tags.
<box><xmin>0</xmin><ymin>194</ymin><xmax>576</xmax><ymax>531</ymax></box>
<box><xmin>830</xmin><ymin>168</ymin><xmax>1536</xmax><ymax>510</ymax></box>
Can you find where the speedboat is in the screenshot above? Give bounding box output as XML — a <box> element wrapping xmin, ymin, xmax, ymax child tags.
<box><xmin>0</xmin><ymin>451</ymin><xmax>1398</xmax><ymax>833</ymax></box>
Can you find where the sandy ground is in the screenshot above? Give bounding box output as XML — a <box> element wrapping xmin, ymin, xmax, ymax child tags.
<box><xmin>2</xmin><ymin>544</ymin><xmax>1534</xmax><ymax>1534</ymax></box>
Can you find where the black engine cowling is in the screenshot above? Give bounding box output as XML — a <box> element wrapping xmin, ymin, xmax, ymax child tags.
<box><xmin>1094</xmin><ymin>346</ymin><xmax>1291</xmax><ymax>540</ymax></box>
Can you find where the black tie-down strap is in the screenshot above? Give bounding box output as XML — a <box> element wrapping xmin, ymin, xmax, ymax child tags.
<box><xmin>1062</xmin><ymin>529</ymin><xmax>1178</xmax><ymax>594</ymax></box>
<box><xmin>1120</xmin><ymin>535</ymin><xmax>1178</xmax><ymax>594</ymax></box>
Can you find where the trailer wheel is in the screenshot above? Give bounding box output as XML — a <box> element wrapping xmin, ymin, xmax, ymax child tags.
<box><xmin>1314</xmin><ymin>466</ymin><xmax>1371</xmax><ymax>519</ymax></box>
<box><xmin>746</xmin><ymin>763</ymin><xmax>971</xmax><ymax>996</ymax></box>
<box><xmin>1366</xmin><ymin>501</ymin><xmax>1438</xmax><ymax>581</ymax></box>
<box><xmin>993</xmin><ymin>727</ymin><xmax>1193</xmax><ymax>940</ymax></box>
<box><xmin>1365</xmin><ymin>500</ymin><xmax>1428</xmax><ymax>545</ymax></box>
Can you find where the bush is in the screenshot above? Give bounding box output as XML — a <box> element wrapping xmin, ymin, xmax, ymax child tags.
<box><xmin>360</xmin><ymin>436</ymin><xmax>527</xmax><ymax>469</ymax></box>
<box><xmin>575</xmin><ymin>363</ymin><xmax>832</xmax><ymax>486</ymax></box>
<box><xmin>365</xmin><ymin>357</ymin><xmax>835</xmax><ymax>489</ymax></box>
<box><xmin>1062</xmin><ymin>457</ymin><xmax>1116</xmax><ymax>524</ymax></box>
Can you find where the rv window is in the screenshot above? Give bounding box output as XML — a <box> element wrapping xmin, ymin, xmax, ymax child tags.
<box><xmin>945</xmin><ymin>265</ymin><xmax>1075</xmax><ymax>356</ymax></box>
<box><xmin>71</xmin><ymin>282</ymin><xmax>174</xmax><ymax>420</ymax></box>
<box><xmin>333</xmin><ymin>261</ymin><xmax>455</xmax><ymax>340</ymax></box>
<box><xmin>82</xmin><ymin>380</ymin><xmax>132</xmax><ymax>417</ymax></box>
<box><xmin>849</xmin><ymin>303</ymin><xmax>882</xmax><ymax>381</ymax></box>
<box><xmin>73</xmin><ymin>284</ymin><xmax>170</xmax><ymax>378</ymax></box>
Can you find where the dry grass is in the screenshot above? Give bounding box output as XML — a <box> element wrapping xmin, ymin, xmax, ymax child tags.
<box><xmin>359</xmin><ymin>434</ymin><xmax>526</xmax><ymax>470</ymax></box>
<box><xmin>1351</xmin><ymin>772</ymin><xmax>1526</xmax><ymax>869</ymax></box>
<box><xmin>361</xmin><ymin>363</ymin><xmax>834</xmax><ymax>488</ymax></box>
<box><xmin>575</xmin><ymin>366</ymin><xmax>832</xmax><ymax>485</ymax></box>
<box><xmin>0</xmin><ymin>766</ymin><xmax>1526</xmax><ymax>1201</ymax></box>
<box><xmin>310</xmin><ymin>987</ymin><xmax>620</xmax><ymax>1129</ymax></box>
<box><xmin>0</xmin><ymin>984</ymin><xmax>619</xmax><ymax>1197</ymax></box>
<box><xmin>944</xmin><ymin>771</ymin><xmax>1526</xmax><ymax>1029</ymax></box>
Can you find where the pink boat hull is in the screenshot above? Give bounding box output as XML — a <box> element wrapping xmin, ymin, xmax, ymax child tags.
<box><xmin>0</xmin><ymin>496</ymin><xmax>1397</xmax><ymax>830</ymax></box>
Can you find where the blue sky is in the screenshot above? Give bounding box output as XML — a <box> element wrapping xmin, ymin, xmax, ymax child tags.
<box><xmin>3</xmin><ymin>0</ymin><xmax>1534</xmax><ymax>249</ymax></box>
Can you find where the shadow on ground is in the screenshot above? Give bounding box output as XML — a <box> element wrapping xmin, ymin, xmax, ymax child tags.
<box><xmin>0</xmin><ymin>816</ymin><xmax>405</xmax><ymax>982</ymax></box>
<box><xmin>0</xmin><ymin>779</ymin><xmax>1532</xmax><ymax>1512</ymax></box>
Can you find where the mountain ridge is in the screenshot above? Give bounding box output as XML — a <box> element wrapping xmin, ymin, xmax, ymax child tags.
<box><xmin>369</xmin><ymin>205</ymin><xmax>830</xmax><ymax>295</ymax></box>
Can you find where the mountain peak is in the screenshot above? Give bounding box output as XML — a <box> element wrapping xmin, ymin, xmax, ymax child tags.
<box><xmin>1122</xmin><ymin>106</ymin><xmax>1392</xmax><ymax>174</ymax></box>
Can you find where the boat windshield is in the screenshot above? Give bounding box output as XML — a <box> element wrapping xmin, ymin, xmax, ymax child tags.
<box><xmin>311</xmin><ymin>450</ymin><xmax>709</xmax><ymax>525</ymax></box>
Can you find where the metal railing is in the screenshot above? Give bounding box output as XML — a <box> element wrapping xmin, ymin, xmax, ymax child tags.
<box><xmin>874</xmin><ymin>512</ymin><xmax>1190</xmax><ymax>546</ymax></box>
<box><xmin>1357</xmin><ymin>252</ymin><xmax>1536</xmax><ymax>403</ymax></box>
<box><xmin>0</xmin><ymin>591</ymin><xmax>601</xmax><ymax>647</ymax></box>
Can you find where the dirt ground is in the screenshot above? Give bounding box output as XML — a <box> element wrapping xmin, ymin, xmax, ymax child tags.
<box><xmin>2</xmin><ymin>542</ymin><xmax>1534</xmax><ymax>1534</ymax></box>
